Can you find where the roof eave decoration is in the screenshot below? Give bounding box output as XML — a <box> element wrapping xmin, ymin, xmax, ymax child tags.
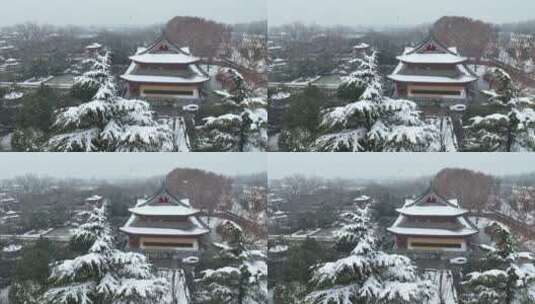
<box><xmin>408</xmin><ymin>33</ymin><xmax>458</xmax><ymax>56</ymax></box>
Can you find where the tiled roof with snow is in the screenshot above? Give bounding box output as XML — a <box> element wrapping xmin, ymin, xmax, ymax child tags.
<box><xmin>388</xmin><ymin>215</ymin><xmax>478</xmax><ymax>237</ymax></box>
<box><xmin>86</xmin><ymin>43</ymin><xmax>102</xmax><ymax>49</ymax></box>
<box><xmin>396</xmin><ymin>205</ymin><xmax>468</xmax><ymax>217</ymax></box>
<box><xmin>129</xmin><ymin>53</ymin><xmax>199</xmax><ymax>64</ymax></box>
<box><xmin>128</xmin><ymin>205</ymin><xmax>200</xmax><ymax>216</ymax></box>
<box><xmin>2</xmin><ymin>244</ymin><xmax>22</xmax><ymax>253</ymax></box>
<box><xmin>388</xmin><ymin>61</ymin><xmax>478</xmax><ymax>84</ymax></box>
<box><xmin>353</xmin><ymin>43</ymin><xmax>370</xmax><ymax>49</ymax></box>
<box><xmin>120</xmin><ymin>214</ymin><xmax>208</xmax><ymax>236</ymax></box>
<box><xmin>120</xmin><ymin>74</ymin><xmax>209</xmax><ymax>84</ymax></box>
<box><xmin>354</xmin><ymin>195</ymin><xmax>371</xmax><ymax>202</ymax></box>
<box><xmin>397</xmin><ymin>53</ymin><xmax>467</xmax><ymax>64</ymax></box>
<box><xmin>119</xmin><ymin>225</ymin><xmax>208</xmax><ymax>236</ymax></box>
<box><xmin>121</xmin><ymin>61</ymin><xmax>209</xmax><ymax>84</ymax></box>
<box><xmin>85</xmin><ymin>195</ymin><xmax>102</xmax><ymax>201</ymax></box>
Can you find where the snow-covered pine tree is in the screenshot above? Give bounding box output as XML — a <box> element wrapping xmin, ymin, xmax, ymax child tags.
<box><xmin>306</xmin><ymin>203</ymin><xmax>433</xmax><ymax>304</ymax></box>
<box><xmin>461</xmin><ymin>221</ymin><xmax>535</xmax><ymax>304</ymax></box>
<box><xmin>313</xmin><ymin>51</ymin><xmax>440</xmax><ymax>152</ymax></box>
<box><xmin>465</xmin><ymin>68</ymin><xmax>535</xmax><ymax>151</ymax></box>
<box><xmin>195</xmin><ymin>220</ymin><xmax>267</xmax><ymax>304</ymax></box>
<box><xmin>72</xmin><ymin>52</ymin><xmax>112</xmax><ymax>102</ymax></box>
<box><xmin>197</xmin><ymin>68</ymin><xmax>267</xmax><ymax>152</ymax></box>
<box><xmin>335</xmin><ymin>207</ymin><xmax>371</xmax><ymax>254</ymax></box>
<box><xmin>41</xmin><ymin>203</ymin><xmax>169</xmax><ymax>304</ymax></box>
<box><xmin>47</xmin><ymin>52</ymin><xmax>175</xmax><ymax>152</ymax></box>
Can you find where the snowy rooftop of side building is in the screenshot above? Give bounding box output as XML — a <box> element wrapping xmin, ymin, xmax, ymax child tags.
<box><xmin>354</xmin><ymin>195</ymin><xmax>370</xmax><ymax>202</ymax></box>
<box><xmin>128</xmin><ymin>205</ymin><xmax>200</xmax><ymax>216</ymax></box>
<box><xmin>129</xmin><ymin>53</ymin><xmax>199</xmax><ymax>64</ymax></box>
<box><xmin>396</xmin><ymin>205</ymin><xmax>468</xmax><ymax>217</ymax></box>
<box><xmin>2</xmin><ymin>244</ymin><xmax>22</xmax><ymax>253</ymax></box>
<box><xmin>397</xmin><ymin>53</ymin><xmax>467</xmax><ymax>64</ymax></box>
<box><xmin>85</xmin><ymin>43</ymin><xmax>102</xmax><ymax>49</ymax></box>
<box><xmin>85</xmin><ymin>195</ymin><xmax>102</xmax><ymax>201</ymax></box>
<box><xmin>353</xmin><ymin>43</ymin><xmax>370</xmax><ymax>49</ymax></box>
<box><xmin>269</xmin><ymin>245</ymin><xmax>288</xmax><ymax>253</ymax></box>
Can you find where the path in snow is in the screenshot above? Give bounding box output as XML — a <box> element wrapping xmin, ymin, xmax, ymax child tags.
<box><xmin>158</xmin><ymin>268</ymin><xmax>190</xmax><ymax>304</ymax></box>
<box><xmin>424</xmin><ymin>269</ymin><xmax>458</xmax><ymax>304</ymax></box>
<box><xmin>268</xmin><ymin>133</ymin><xmax>280</xmax><ymax>152</ymax></box>
<box><xmin>172</xmin><ymin>117</ymin><xmax>190</xmax><ymax>152</ymax></box>
<box><xmin>0</xmin><ymin>133</ymin><xmax>12</xmax><ymax>151</ymax></box>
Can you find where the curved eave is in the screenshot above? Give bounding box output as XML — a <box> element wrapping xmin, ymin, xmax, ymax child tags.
<box><xmin>387</xmin><ymin>74</ymin><xmax>478</xmax><ymax>84</ymax></box>
<box><xmin>120</xmin><ymin>75</ymin><xmax>209</xmax><ymax>84</ymax></box>
<box><xmin>396</xmin><ymin>56</ymin><xmax>468</xmax><ymax>65</ymax></box>
<box><xmin>387</xmin><ymin>227</ymin><xmax>478</xmax><ymax>237</ymax></box>
<box><xmin>395</xmin><ymin>209</ymin><xmax>469</xmax><ymax>217</ymax></box>
<box><xmin>128</xmin><ymin>210</ymin><xmax>201</xmax><ymax>217</ymax></box>
<box><xmin>129</xmin><ymin>57</ymin><xmax>200</xmax><ymax>65</ymax></box>
<box><xmin>119</xmin><ymin>227</ymin><xmax>209</xmax><ymax>236</ymax></box>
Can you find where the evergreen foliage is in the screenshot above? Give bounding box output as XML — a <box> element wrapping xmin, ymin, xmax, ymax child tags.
<box><xmin>196</xmin><ymin>68</ymin><xmax>267</xmax><ymax>152</ymax></box>
<box><xmin>47</xmin><ymin>50</ymin><xmax>175</xmax><ymax>152</ymax></box>
<box><xmin>465</xmin><ymin>68</ymin><xmax>535</xmax><ymax>151</ymax></box>
<box><xmin>41</xmin><ymin>203</ymin><xmax>169</xmax><ymax>304</ymax></box>
<box><xmin>195</xmin><ymin>220</ymin><xmax>267</xmax><ymax>304</ymax></box>
<box><xmin>306</xmin><ymin>204</ymin><xmax>433</xmax><ymax>304</ymax></box>
<box><xmin>313</xmin><ymin>51</ymin><xmax>440</xmax><ymax>152</ymax></box>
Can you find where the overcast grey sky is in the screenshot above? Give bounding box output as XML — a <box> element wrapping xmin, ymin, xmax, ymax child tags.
<box><xmin>0</xmin><ymin>0</ymin><xmax>266</xmax><ymax>27</ymax></box>
<box><xmin>269</xmin><ymin>153</ymin><xmax>535</xmax><ymax>180</ymax></box>
<box><xmin>269</xmin><ymin>0</ymin><xmax>535</xmax><ymax>27</ymax></box>
<box><xmin>0</xmin><ymin>153</ymin><xmax>266</xmax><ymax>180</ymax></box>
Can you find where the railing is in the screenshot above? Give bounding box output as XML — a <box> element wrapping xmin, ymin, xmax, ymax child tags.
<box><xmin>128</xmin><ymin>247</ymin><xmax>200</xmax><ymax>259</ymax></box>
<box><xmin>388</xmin><ymin>248</ymin><xmax>471</xmax><ymax>259</ymax></box>
<box><xmin>401</xmin><ymin>95</ymin><xmax>472</xmax><ymax>105</ymax></box>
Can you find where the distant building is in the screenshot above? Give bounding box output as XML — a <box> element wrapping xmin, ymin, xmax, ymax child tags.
<box><xmin>0</xmin><ymin>192</ymin><xmax>19</xmax><ymax>211</ymax></box>
<box><xmin>388</xmin><ymin>187</ymin><xmax>478</xmax><ymax>252</ymax></box>
<box><xmin>85</xmin><ymin>43</ymin><xmax>102</xmax><ymax>57</ymax></box>
<box><xmin>120</xmin><ymin>184</ymin><xmax>209</xmax><ymax>257</ymax></box>
<box><xmin>0</xmin><ymin>210</ymin><xmax>20</xmax><ymax>225</ymax></box>
<box><xmin>388</xmin><ymin>35</ymin><xmax>478</xmax><ymax>103</ymax></box>
<box><xmin>2</xmin><ymin>58</ymin><xmax>21</xmax><ymax>72</ymax></box>
<box><xmin>352</xmin><ymin>43</ymin><xmax>370</xmax><ymax>56</ymax></box>
<box><xmin>121</xmin><ymin>35</ymin><xmax>209</xmax><ymax>102</ymax></box>
<box><xmin>84</xmin><ymin>195</ymin><xmax>103</xmax><ymax>208</ymax></box>
<box><xmin>353</xmin><ymin>195</ymin><xmax>372</xmax><ymax>206</ymax></box>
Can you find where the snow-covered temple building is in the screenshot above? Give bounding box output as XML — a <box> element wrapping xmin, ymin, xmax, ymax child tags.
<box><xmin>387</xmin><ymin>188</ymin><xmax>478</xmax><ymax>252</ymax></box>
<box><xmin>388</xmin><ymin>35</ymin><xmax>478</xmax><ymax>103</ymax></box>
<box><xmin>121</xmin><ymin>35</ymin><xmax>210</xmax><ymax>102</ymax></box>
<box><xmin>120</xmin><ymin>184</ymin><xmax>209</xmax><ymax>257</ymax></box>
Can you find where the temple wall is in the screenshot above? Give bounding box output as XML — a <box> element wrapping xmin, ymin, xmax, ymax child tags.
<box><xmin>407</xmin><ymin>84</ymin><xmax>466</xmax><ymax>99</ymax></box>
<box><xmin>139</xmin><ymin>236</ymin><xmax>199</xmax><ymax>251</ymax></box>
<box><xmin>139</xmin><ymin>84</ymin><xmax>200</xmax><ymax>99</ymax></box>
<box><xmin>406</xmin><ymin>236</ymin><xmax>466</xmax><ymax>252</ymax></box>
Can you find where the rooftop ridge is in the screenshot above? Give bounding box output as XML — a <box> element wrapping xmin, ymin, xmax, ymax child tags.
<box><xmin>407</xmin><ymin>32</ymin><xmax>458</xmax><ymax>56</ymax></box>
